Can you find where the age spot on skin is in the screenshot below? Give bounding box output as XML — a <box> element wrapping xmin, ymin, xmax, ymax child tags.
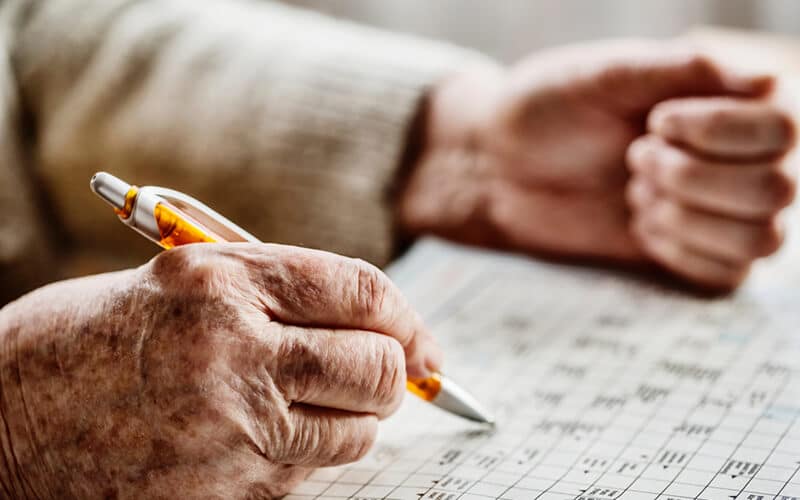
<box><xmin>276</xmin><ymin>337</ymin><xmax>326</xmax><ymax>400</ymax></box>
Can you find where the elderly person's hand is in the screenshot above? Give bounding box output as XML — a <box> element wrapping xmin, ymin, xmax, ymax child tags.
<box><xmin>399</xmin><ymin>40</ymin><xmax>797</xmax><ymax>290</ymax></box>
<box><xmin>0</xmin><ymin>243</ymin><xmax>440</xmax><ymax>498</ymax></box>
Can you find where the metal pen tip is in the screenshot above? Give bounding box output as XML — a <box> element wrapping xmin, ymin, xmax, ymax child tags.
<box><xmin>90</xmin><ymin>171</ymin><xmax>131</xmax><ymax>212</ymax></box>
<box><xmin>432</xmin><ymin>374</ymin><xmax>496</xmax><ymax>425</ymax></box>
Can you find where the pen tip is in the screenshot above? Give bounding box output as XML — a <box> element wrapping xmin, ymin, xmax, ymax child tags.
<box><xmin>431</xmin><ymin>374</ymin><xmax>496</xmax><ymax>426</ymax></box>
<box><xmin>90</xmin><ymin>172</ymin><xmax>131</xmax><ymax>211</ymax></box>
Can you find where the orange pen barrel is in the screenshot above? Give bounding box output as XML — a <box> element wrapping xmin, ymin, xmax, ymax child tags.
<box><xmin>406</xmin><ymin>373</ymin><xmax>443</xmax><ymax>402</ymax></box>
<box><xmin>153</xmin><ymin>202</ymin><xmax>219</xmax><ymax>249</ymax></box>
<box><xmin>114</xmin><ymin>186</ymin><xmax>139</xmax><ymax>219</ymax></box>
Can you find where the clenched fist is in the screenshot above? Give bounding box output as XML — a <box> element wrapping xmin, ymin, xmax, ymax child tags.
<box><xmin>0</xmin><ymin>244</ymin><xmax>440</xmax><ymax>498</ymax></box>
<box><xmin>399</xmin><ymin>39</ymin><xmax>797</xmax><ymax>290</ymax></box>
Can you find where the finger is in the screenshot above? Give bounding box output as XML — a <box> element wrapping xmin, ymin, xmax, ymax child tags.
<box><xmin>272</xmin><ymin>326</ymin><xmax>405</xmax><ymax>419</ymax></box>
<box><xmin>627</xmin><ymin>134</ymin><xmax>796</xmax><ymax>219</ymax></box>
<box><xmin>235</xmin><ymin>244</ymin><xmax>442</xmax><ymax>378</ymax></box>
<box><xmin>631</xmin><ymin>215</ymin><xmax>750</xmax><ymax>291</ymax></box>
<box><xmin>648</xmin><ymin>97</ymin><xmax>796</xmax><ymax>158</ymax></box>
<box><xmin>277</xmin><ymin>405</ymin><xmax>377</xmax><ymax>467</ymax></box>
<box><xmin>627</xmin><ymin>178</ymin><xmax>784</xmax><ymax>263</ymax></box>
<box><xmin>565</xmin><ymin>41</ymin><xmax>775</xmax><ymax>114</ymax></box>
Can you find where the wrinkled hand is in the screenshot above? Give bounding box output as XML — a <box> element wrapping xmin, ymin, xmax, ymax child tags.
<box><xmin>0</xmin><ymin>243</ymin><xmax>440</xmax><ymax>499</ymax></box>
<box><xmin>399</xmin><ymin>40</ymin><xmax>798</xmax><ymax>289</ymax></box>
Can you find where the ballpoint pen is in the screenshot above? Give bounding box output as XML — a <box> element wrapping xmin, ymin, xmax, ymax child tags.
<box><xmin>90</xmin><ymin>171</ymin><xmax>495</xmax><ymax>425</ymax></box>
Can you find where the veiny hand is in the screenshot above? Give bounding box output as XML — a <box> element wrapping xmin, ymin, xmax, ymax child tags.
<box><xmin>0</xmin><ymin>243</ymin><xmax>440</xmax><ymax>499</ymax></box>
<box><xmin>399</xmin><ymin>40</ymin><xmax>798</xmax><ymax>290</ymax></box>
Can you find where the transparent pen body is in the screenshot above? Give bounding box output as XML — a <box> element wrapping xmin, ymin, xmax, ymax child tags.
<box><xmin>114</xmin><ymin>185</ymin><xmax>258</xmax><ymax>249</ymax></box>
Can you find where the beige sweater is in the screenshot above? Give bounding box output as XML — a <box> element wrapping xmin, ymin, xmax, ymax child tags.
<box><xmin>0</xmin><ymin>0</ymin><xmax>485</xmax><ymax>303</ymax></box>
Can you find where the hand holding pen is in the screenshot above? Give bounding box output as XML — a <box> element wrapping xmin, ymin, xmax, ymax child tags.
<box><xmin>91</xmin><ymin>172</ymin><xmax>493</xmax><ymax>424</ymax></box>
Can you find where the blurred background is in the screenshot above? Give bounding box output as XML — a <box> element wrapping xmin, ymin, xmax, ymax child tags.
<box><xmin>287</xmin><ymin>0</ymin><xmax>800</xmax><ymax>62</ymax></box>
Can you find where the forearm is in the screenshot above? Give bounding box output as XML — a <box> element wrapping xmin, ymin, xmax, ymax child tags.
<box><xmin>10</xmin><ymin>0</ymin><xmax>491</xmax><ymax>267</ymax></box>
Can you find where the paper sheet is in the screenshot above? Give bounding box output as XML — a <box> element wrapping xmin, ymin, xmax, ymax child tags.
<box><xmin>289</xmin><ymin>236</ymin><xmax>800</xmax><ymax>500</ymax></box>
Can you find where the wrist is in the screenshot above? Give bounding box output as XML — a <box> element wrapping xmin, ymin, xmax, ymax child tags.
<box><xmin>396</xmin><ymin>64</ymin><xmax>504</xmax><ymax>241</ymax></box>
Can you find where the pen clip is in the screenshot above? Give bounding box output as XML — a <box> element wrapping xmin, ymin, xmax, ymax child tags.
<box><xmin>148</xmin><ymin>187</ymin><xmax>261</xmax><ymax>244</ymax></box>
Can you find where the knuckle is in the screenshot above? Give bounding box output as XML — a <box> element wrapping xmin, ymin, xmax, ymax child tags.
<box><xmin>276</xmin><ymin>335</ymin><xmax>324</xmax><ymax>401</ymax></box>
<box><xmin>281</xmin><ymin>251</ymin><xmax>322</xmax><ymax>281</ymax></box>
<box><xmin>686</xmin><ymin>52</ymin><xmax>715</xmax><ymax>77</ymax></box>
<box><xmin>352</xmin><ymin>259</ymin><xmax>389</xmax><ymax>321</ymax></box>
<box><xmin>373</xmin><ymin>339</ymin><xmax>406</xmax><ymax>416</ymax></box>
<box><xmin>624</xmin><ymin>179</ymin><xmax>641</xmax><ymax>208</ymax></box>
<box><xmin>626</xmin><ymin>177</ymin><xmax>655</xmax><ymax>210</ymax></box>
<box><xmin>324</xmin><ymin>416</ymin><xmax>377</xmax><ymax>465</ymax></box>
<box><xmin>625</xmin><ymin>137</ymin><xmax>647</xmax><ymax>170</ymax></box>
<box><xmin>684</xmin><ymin>53</ymin><xmax>722</xmax><ymax>87</ymax></box>
<box><xmin>648</xmin><ymin>102</ymin><xmax>680</xmax><ymax>137</ymax></box>
<box><xmin>627</xmin><ymin>135</ymin><xmax>658</xmax><ymax>172</ymax></box>
<box><xmin>150</xmin><ymin>244</ymin><xmax>196</xmax><ymax>278</ymax></box>
<box><xmin>648</xmin><ymin>100</ymin><xmax>670</xmax><ymax>121</ymax></box>
<box><xmin>271</xmin><ymin>251</ymin><xmax>327</xmax><ymax>315</ymax></box>
<box><xmin>149</xmin><ymin>245</ymin><xmax>227</xmax><ymax>294</ymax></box>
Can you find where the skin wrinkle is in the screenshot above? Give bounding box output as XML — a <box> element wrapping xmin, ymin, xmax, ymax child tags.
<box><xmin>14</xmin><ymin>338</ymin><xmax>48</xmax><ymax>500</ymax></box>
<box><xmin>0</xmin><ymin>428</ymin><xmax>11</xmax><ymax>498</ymax></box>
<box><xmin>0</xmin><ymin>323</ymin><xmax>37</xmax><ymax>498</ymax></box>
<box><xmin>0</xmin><ymin>244</ymin><xmax>417</xmax><ymax>497</ymax></box>
<box><xmin>133</xmin><ymin>289</ymin><xmax>154</xmax><ymax>399</ymax></box>
<box><xmin>276</xmin><ymin>332</ymin><xmax>327</xmax><ymax>405</ymax></box>
<box><xmin>278</xmin><ymin>257</ymin><xmax>326</xmax><ymax>320</ymax></box>
<box><xmin>232</xmin><ymin>245</ymin><xmax>430</xmax><ymax>378</ymax></box>
<box><xmin>373</xmin><ymin>339</ymin><xmax>397</xmax><ymax>408</ymax></box>
<box><xmin>248</xmin><ymin>259</ymin><xmax>294</xmax><ymax>320</ymax></box>
<box><xmin>0</xmin><ymin>366</ymin><xmax>23</xmax><ymax>497</ymax></box>
<box><xmin>220</xmin><ymin>365</ymin><xmax>273</xmax><ymax>458</ymax></box>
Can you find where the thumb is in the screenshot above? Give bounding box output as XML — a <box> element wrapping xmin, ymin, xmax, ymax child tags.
<box><xmin>714</xmin><ymin>63</ymin><xmax>775</xmax><ymax>96</ymax></box>
<box><xmin>588</xmin><ymin>40</ymin><xmax>775</xmax><ymax>113</ymax></box>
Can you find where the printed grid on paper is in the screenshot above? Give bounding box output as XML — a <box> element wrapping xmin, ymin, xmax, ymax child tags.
<box><xmin>289</xmin><ymin>240</ymin><xmax>800</xmax><ymax>500</ymax></box>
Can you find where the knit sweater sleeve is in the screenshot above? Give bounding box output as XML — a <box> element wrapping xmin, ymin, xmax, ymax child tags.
<box><xmin>0</xmin><ymin>14</ymin><xmax>56</xmax><ymax>304</ymax></box>
<box><xmin>0</xmin><ymin>0</ymin><xmax>489</xmax><ymax>303</ymax></box>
